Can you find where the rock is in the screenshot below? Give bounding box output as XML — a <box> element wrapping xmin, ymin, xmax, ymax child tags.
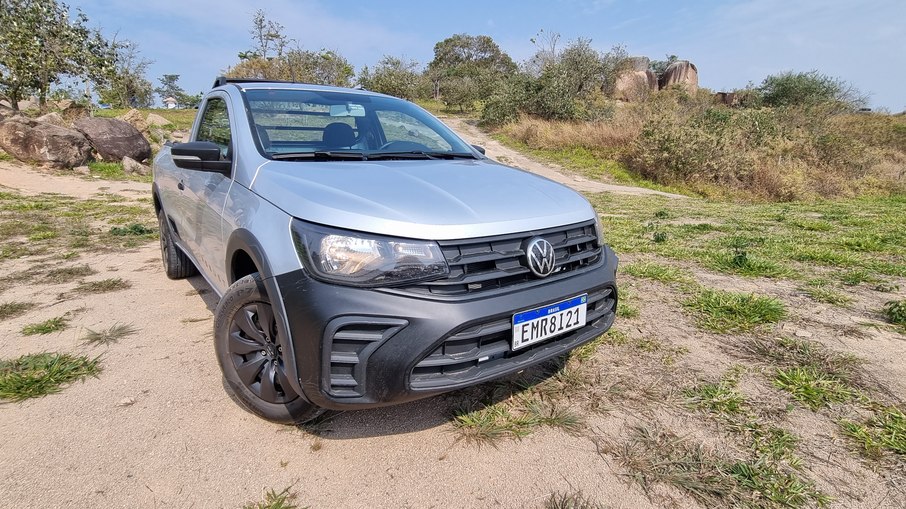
<box><xmin>116</xmin><ymin>397</ymin><xmax>136</xmax><ymax>407</ymax></box>
<box><xmin>714</xmin><ymin>92</ymin><xmax>739</xmax><ymax>107</ymax></box>
<box><xmin>73</xmin><ymin>165</ymin><xmax>91</xmax><ymax>175</ymax></box>
<box><xmin>59</xmin><ymin>102</ymin><xmax>89</xmax><ymax>124</ymax></box>
<box><xmin>659</xmin><ymin>60</ymin><xmax>699</xmax><ymax>92</ymax></box>
<box><xmin>0</xmin><ymin>116</ymin><xmax>92</xmax><ymax>168</ymax></box>
<box><xmin>793</xmin><ymin>330</ymin><xmax>813</xmax><ymax>338</ymax></box>
<box><xmin>119</xmin><ymin>109</ymin><xmax>147</xmax><ymax>132</ymax></box>
<box><xmin>73</xmin><ymin>117</ymin><xmax>151</xmax><ymax>162</ymax></box>
<box><xmin>36</xmin><ymin>111</ymin><xmax>66</xmax><ymax>127</ymax></box>
<box><xmin>625</xmin><ymin>56</ymin><xmax>651</xmax><ymax>72</ymax></box>
<box><xmin>614</xmin><ymin>69</ymin><xmax>658</xmax><ymax>101</ymax></box>
<box><xmin>145</xmin><ymin>113</ymin><xmax>171</xmax><ymax>127</ymax></box>
<box><xmin>122</xmin><ymin>156</ymin><xmax>150</xmax><ymax>176</ymax></box>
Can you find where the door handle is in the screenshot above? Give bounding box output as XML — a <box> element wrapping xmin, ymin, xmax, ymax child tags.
<box><xmin>177</xmin><ymin>182</ymin><xmax>185</xmax><ymax>191</ymax></box>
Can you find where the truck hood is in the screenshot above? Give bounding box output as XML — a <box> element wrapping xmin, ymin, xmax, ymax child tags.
<box><xmin>250</xmin><ymin>158</ymin><xmax>595</xmax><ymax>240</ymax></box>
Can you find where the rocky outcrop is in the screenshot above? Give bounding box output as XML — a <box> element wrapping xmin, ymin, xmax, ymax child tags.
<box><xmin>659</xmin><ymin>60</ymin><xmax>698</xmax><ymax>92</ymax></box>
<box><xmin>0</xmin><ymin>116</ymin><xmax>92</xmax><ymax>168</ymax></box>
<box><xmin>73</xmin><ymin>117</ymin><xmax>151</xmax><ymax>162</ymax></box>
<box><xmin>614</xmin><ymin>69</ymin><xmax>658</xmax><ymax>102</ymax></box>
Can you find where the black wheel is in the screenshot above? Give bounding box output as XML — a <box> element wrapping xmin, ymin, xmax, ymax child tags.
<box><xmin>214</xmin><ymin>273</ymin><xmax>321</xmax><ymax>424</ymax></box>
<box><xmin>158</xmin><ymin>210</ymin><xmax>197</xmax><ymax>279</ymax></box>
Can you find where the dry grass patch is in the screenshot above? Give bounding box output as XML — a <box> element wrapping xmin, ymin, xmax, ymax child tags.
<box><xmin>73</xmin><ymin>277</ymin><xmax>132</xmax><ymax>295</ymax></box>
<box><xmin>82</xmin><ymin>323</ymin><xmax>139</xmax><ymax>346</ymax></box>
<box><xmin>0</xmin><ymin>301</ymin><xmax>35</xmax><ymax>320</ymax></box>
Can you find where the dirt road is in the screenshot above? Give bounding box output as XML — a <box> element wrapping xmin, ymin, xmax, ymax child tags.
<box><xmin>1</xmin><ymin>121</ymin><xmax>903</xmax><ymax>508</ymax></box>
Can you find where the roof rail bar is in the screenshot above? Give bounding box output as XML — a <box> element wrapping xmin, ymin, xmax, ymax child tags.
<box><xmin>211</xmin><ymin>76</ymin><xmax>303</xmax><ymax>88</ymax></box>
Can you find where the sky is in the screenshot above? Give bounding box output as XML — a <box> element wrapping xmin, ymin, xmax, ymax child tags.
<box><xmin>67</xmin><ymin>0</ymin><xmax>906</xmax><ymax>111</ymax></box>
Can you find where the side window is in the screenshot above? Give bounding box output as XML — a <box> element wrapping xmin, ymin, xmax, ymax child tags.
<box><xmin>196</xmin><ymin>98</ymin><xmax>232</xmax><ymax>158</ymax></box>
<box><xmin>376</xmin><ymin>111</ymin><xmax>451</xmax><ymax>151</ymax></box>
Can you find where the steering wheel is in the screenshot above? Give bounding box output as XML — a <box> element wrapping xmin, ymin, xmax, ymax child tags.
<box><xmin>378</xmin><ymin>140</ymin><xmax>431</xmax><ymax>152</ymax></box>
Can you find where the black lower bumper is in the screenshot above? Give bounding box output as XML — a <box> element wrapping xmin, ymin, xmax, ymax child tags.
<box><xmin>275</xmin><ymin>246</ymin><xmax>618</xmax><ymax>410</ymax></box>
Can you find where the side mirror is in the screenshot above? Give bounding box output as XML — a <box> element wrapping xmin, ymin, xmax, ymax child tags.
<box><xmin>472</xmin><ymin>145</ymin><xmax>486</xmax><ymax>155</ymax></box>
<box><xmin>172</xmin><ymin>141</ymin><xmax>231</xmax><ymax>174</ymax></box>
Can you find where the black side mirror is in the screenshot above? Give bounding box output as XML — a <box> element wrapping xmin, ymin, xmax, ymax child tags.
<box><xmin>172</xmin><ymin>141</ymin><xmax>231</xmax><ymax>175</ymax></box>
<box><xmin>472</xmin><ymin>145</ymin><xmax>486</xmax><ymax>155</ymax></box>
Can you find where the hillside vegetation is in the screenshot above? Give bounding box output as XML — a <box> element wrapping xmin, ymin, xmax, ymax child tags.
<box><xmin>493</xmin><ymin>90</ymin><xmax>906</xmax><ymax>202</ymax></box>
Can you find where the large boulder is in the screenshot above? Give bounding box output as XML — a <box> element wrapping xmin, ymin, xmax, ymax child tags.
<box><xmin>624</xmin><ymin>56</ymin><xmax>651</xmax><ymax>72</ymax></box>
<box><xmin>614</xmin><ymin>69</ymin><xmax>658</xmax><ymax>102</ymax></box>
<box><xmin>0</xmin><ymin>116</ymin><xmax>92</xmax><ymax>168</ymax></box>
<box><xmin>36</xmin><ymin>112</ymin><xmax>66</xmax><ymax>127</ymax></box>
<box><xmin>73</xmin><ymin>117</ymin><xmax>151</xmax><ymax>162</ymax></box>
<box><xmin>146</xmin><ymin>113</ymin><xmax>171</xmax><ymax>127</ymax></box>
<box><xmin>659</xmin><ymin>60</ymin><xmax>698</xmax><ymax>92</ymax></box>
<box><xmin>118</xmin><ymin>109</ymin><xmax>147</xmax><ymax>132</ymax></box>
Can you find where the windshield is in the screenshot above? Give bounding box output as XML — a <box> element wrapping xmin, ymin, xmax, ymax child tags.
<box><xmin>243</xmin><ymin>89</ymin><xmax>474</xmax><ymax>159</ymax></box>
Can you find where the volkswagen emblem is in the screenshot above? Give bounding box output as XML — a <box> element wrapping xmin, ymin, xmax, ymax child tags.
<box><xmin>525</xmin><ymin>238</ymin><xmax>556</xmax><ymax>278</ymax></box>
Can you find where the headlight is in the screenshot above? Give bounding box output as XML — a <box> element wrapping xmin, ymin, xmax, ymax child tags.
<box><xmin>291</xmin><ymin>220</ymin><xmax>449</xmax><ymax>287</ymax></box>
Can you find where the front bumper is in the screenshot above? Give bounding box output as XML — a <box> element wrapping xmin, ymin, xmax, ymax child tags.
<box><xmin>275</xmin><ymin>246</ymin><xmax>618</xmax><ymax>410</ymax></box>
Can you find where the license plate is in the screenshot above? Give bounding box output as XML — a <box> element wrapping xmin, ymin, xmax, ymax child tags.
<box><xmin>512</xmin><ymin>294</ymin><xmax>587</xmax><ymax>351</ymax></box>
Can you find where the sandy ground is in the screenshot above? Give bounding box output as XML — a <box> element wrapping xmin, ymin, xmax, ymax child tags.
<box><xmin>1</xmin><ymin>124</ymin><xmax>904</xmax><ymax>508</ymax></box>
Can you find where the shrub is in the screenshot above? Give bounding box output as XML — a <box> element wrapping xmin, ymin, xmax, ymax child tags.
<box><xmin>759</xmin><ymin>70</ymin><xmax>866</xmax><ymax>110</ymax></box>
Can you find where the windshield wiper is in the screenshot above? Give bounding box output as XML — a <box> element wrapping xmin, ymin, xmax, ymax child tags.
<box><xmin>365</xmin><ymin>151</ymin><xmax>477</xmax><ymax>160</ymax></box>
<box><xmin>272</xmin><ymin>151</ymin><xmax>366</xmax><ymax>161</ymax></box>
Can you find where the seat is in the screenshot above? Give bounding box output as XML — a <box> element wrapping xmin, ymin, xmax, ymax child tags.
<box><xmin>322</xmin><ymin>122</ymin><xmax>356</xmax><ymax>149</ymax></box>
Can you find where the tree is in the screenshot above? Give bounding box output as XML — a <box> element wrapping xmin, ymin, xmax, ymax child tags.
<box><xmin>759</xmin><ymin>70</ymin><xmax>868</xmax><ymax>110</ymax></box>
<box><xmin>649</xmin><ymin>54</ymin><xmax>678</xmax><ymax>82</ymax></box>
<box><xmin>358</xmin><ymin>56</ymin><xmax>422</xmax><ymax>100</ymax></box>
<box><xmin>156</xmin><ymin>74</ymin><xmax>183</xmax><ymax>102</ymax></box>
<box><xmin>427</xmin><ymin>34</ymin><xmax>516</xmax><ymax>109</ymax></box>
<box><xmin>0</xmin><ymin>0</ymin><xmax>111</xmax><ymax>110</ymax></box>
<box><xmin>225</xmin><ymin>11</ymin><xmax>353</xmax><ymax>87</ymax></box>
<box><xmin>96</xmin><ymin>38</ymin><xmax>154</xmax><ymax>108</ymax></box>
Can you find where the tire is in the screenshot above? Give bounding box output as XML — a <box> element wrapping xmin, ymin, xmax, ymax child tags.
<box><xmin>214</xmin><ymin>273</ymin><xmax>321</xmax><ymax>424</ymax></box>
<box><xmin>158</xmin><ymin>210</ymin><xmax>197</xmax><ymax>279</ymax></box>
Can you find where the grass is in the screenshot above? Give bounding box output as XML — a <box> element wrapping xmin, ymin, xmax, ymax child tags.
<box><xmin>109</xmin><ymin>223</ymin><xmax>155</xmax><ymax>236</ymax></box>
<box><xmin>451</xmin><ymin>395</ymin><xmax>583</xmax><ymax>446</ymax></box>
<box><xmin>588</xmin><ymin>193</ymin><xmax>906</xmax><ymax>292</ymax></box>
<box><xmin>800</xmin><ymin>281</ymin><xmax>853</xmax><ymax>306</ymax></box>
<box><xmin>43</xmin><ymin>264</ymin><xmax>96</xmax><ymax>284</ymax></box>
<box><xmin>0</xmin><ymin>352</ymin><xmax>101</xmax><ymax>402</ymax></box>
<box><xmin>73</xmin><ymin>278</ymin><xmax>132</xmax><ymax>294</ymax></box>
<box><xmin>882</xmin><ymin>299</ymin><xmax>906</xmax><ymax>328</ymax></box>
<box><xmin>840</xmin><ymin>407</ymin><xmax>906</xmax><ymax>457</ymax></box>
<box><xmin>544</xmin><ymin>491</ymin><xmax>605</xmax><ymax>509</ymax></box>
<box><xmin>0</xmin><ymin>301</ymin><xmax>35</xmax><ymax>320</ymax></box>
<box><xmin>609</xmin><ymin>425</ymin><xmax>827</xmax><ymax>508</ymax></box>
<box><xmin>82</xmin><ymin>323</ymin><xmax>139</xmax><ymax>346</ymax></box>
<box><xmin>21</xmin><ymin>316</ymin><xmax>68</xmax><ymax>335</ymax></box>
<box><xmin>684</xmin><ymin>379</ymin><xmax>746</xmax><ymax>416</ymax></box>
<box><xmin>242</xmin><ymin>487</ymin><xmax>303</xmax><ymax>509</ymax></box>
<box><xmin>683</xmin><ymin>289</ymin><xmax>787</xmax><ymax>333</ymax></box>
<box><xmin>773</xmin><ymin>367</ymin><xmax>856</xmax><ymax>410</ymax></box>
<box><xmin>0</xmin><ymin>190</ymin><xmax>156</xmax><ymax>259</ymax></box>
<box><xmin>621</xmin><ymin>260</ymin><xmax>693</xmax><ymax>284</ymax></box>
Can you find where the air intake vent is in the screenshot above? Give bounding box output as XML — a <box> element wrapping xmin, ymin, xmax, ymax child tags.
<box><xmin>323</xmin><ymin>317</ymin><xmax>407</xmax><ymax>397</ymax></box>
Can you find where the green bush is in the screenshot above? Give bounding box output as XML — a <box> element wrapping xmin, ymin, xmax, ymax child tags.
<box><xmin>760</xmin><ymin>70</ymin><xmax>866</xmax><ymax>110</ymax></box>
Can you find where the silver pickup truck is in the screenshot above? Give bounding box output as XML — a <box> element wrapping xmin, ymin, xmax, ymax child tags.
<box><xmin>152</xmin><ymin>77</ymin><xmax>618</xmax><ymax>423</ymax></box>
